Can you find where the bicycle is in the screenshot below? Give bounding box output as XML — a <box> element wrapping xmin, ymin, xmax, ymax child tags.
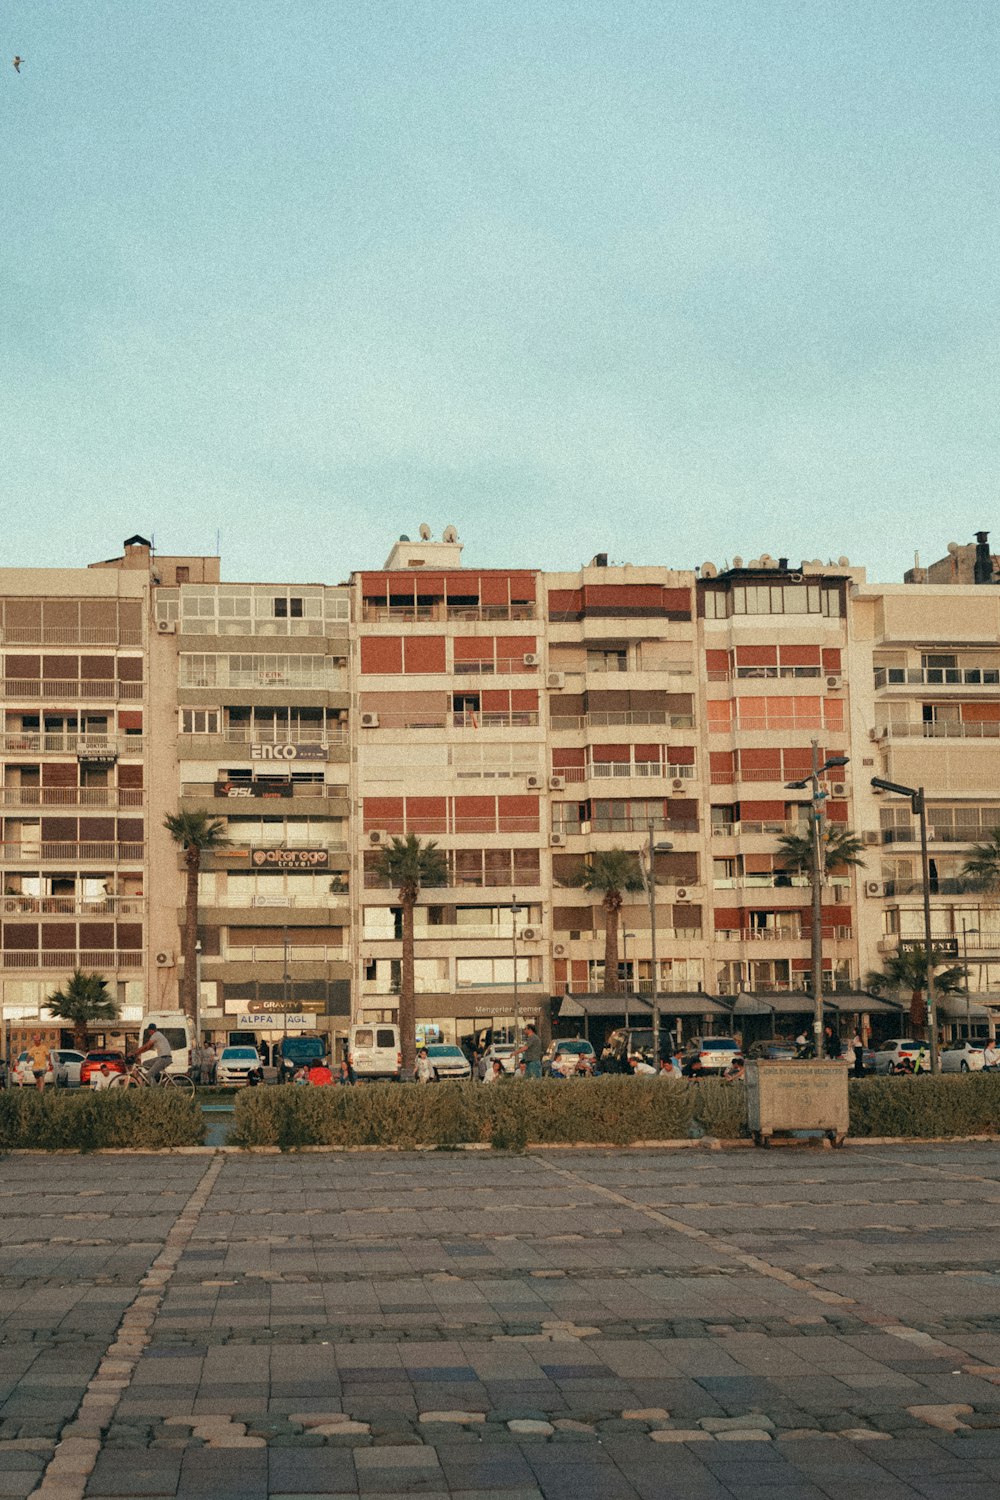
<box><xmin>110</xmin><ymin>1061</ymin><xmax>196</xmax><ymax>1098</ymax></box>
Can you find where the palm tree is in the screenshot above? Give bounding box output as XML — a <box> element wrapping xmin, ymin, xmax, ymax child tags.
<box><xmin>866</xmin><ymin>946</ymin><xmax>966</xmax><ymax>1034</ymax></box>
<box><xmin>45</xmin><ymin>969</ymin><xmax>120</xmax><ymax>1051</ymax></box>
<box><xmin>776</xmin><ymin>824</ymin><xmax>867</xmax><ymax>880</ymax></box>
<box><xmin>375</xmin><ymin>834</ymin><xmax>448</xmax><ymax>1075</ymax></box>
<box><xmin>572</xmin><ymin>848</ymin><xmax>645</xmax><ymax>994</ymax></box>
<box><xmin>163</xmin><ymin>811</ymin><xmax>228</xmax><ymax>1021</ymax></box>
<box><xmin>961</xmin><ymin>829</ymin><xmax>1000</xmax><ymax>894</ymax></box>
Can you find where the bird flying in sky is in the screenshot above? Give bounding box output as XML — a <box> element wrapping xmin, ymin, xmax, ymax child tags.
<box><xmin>13</xmin><ymin>56</ymin><xmax>24</xmax><ymax>72</ymax></box>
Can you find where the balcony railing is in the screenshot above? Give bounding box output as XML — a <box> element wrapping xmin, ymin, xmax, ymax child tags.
<box><xmin>715</xmin><ymin>926</ymin><xmax>852</xmax><ymax>943</ymax></box>
<box><xmin>220</xmin><ymin>724</ymin><xmax>349</xmax><ymax>744</ymax></box>
<box><xmin>0</xmin><ymin>733</ymin><xmax>144</xmax><ymax>756</ymax></box>
<box><xmin>562</xmin><ymin>976</ymin><xmax>705</xmax><ymax>995</ymax></box>
<box><xmin>221</xmin><ymin>894</ymin><xmax>349</xmax><ymax>910</ymax></box>
<box><xmin>0</xmin><ymin>788</ymin><xmax>143</xmax><ymax>809</ymax></box>
<box><xmin>706</xmin><ymin>666</ymin><xmax>825</xmax><ymax>682</ymax></box>
<box><xmin>178</xmin><ymin>618</ymin><xmax>348</xmax><ymax>637</ymax></box>
<box><xmin>712</xmin><ymin>820</ymin><xmax>812</xmax><ymax>837</ymax></box>
<box><xmin>882</xmin><ymin>877</ymin><xmax>967</xmax><ymax>897</ymax></box>
<box><xmin>1</xmin><ymin>949</ymin><xmax>142</xmax><ymax>970</ymax></box>
<box><xmin>453</xmin><ymin>660</ymin><xmax>538</xmax><ymax>675</ymax></box>
<box><xmin>874</xmin><ymin>666</ymin><xmax>1000</xmax><ymax>688</ymax></box>
<box><xmin>0</xmin><ymin>628</ymin><xmax>143</xmax><ymax>646</ymax></box>
<box><xmin>361</xmin><ymin>604</ymin><xmax>536</xmax><ymax>623</ymax></box>
<box><xmin>183</xmin><ymin>782</ymin><xmax>348</xmax><ymax>801</ymax></box>
<box><xmin>0</xmin><ymin>842</ymin><xmax>144</xmax><ymax>863</ymax></box>
<box><xmin>558</xmin><ymin>763</ymin><xmax>689</xmax><ymax>782</ymax></box>
<box><xmin>366</xmin><ymin>817</ymin><xmax>540</xmax><ymax>836</ymax></box>
<box><xmin>709</xmin><ymin>715</ymin><xmax>846</xmax><ymax>734</ymax></box>
<box><xmin>221</xmin><ymin>945</ymin><xmax>344</xmax><ymax>963</ymax></box>
<box><xmin>710</xmin><ymin>768</ymin><xmax>844</xmax><ymax>786</ymax></box>
<box><xmin>713</xmin><ymin>876</ymin><xmax>811</xmax><ymax>891</ymax></box>
<box><xmin>0</xmin><ymin>895</ymin><xmax>144</xmax><ymax>916</ymax></box>
<box><xmin>879</xmin><ymin>721</ymin><xmax>1000</xmax><ymax>740</ymax></box>
<box><xmin>1</xmin><ymin>680</ymin><xmax>143</xmax><ymax>701</ymax></box>
<box><xmin>552</xmin><ymin>817</ymin><xmax>699</xmax><ymax>835</ymax></box>
<box><xmin>181</xmin><ymin>672</ymin><xmax>345</xmax><ymax>692</ymax></box>
<box><xmin>551</xmin><ymin>712</ymin><xmax>694</xmax><ymax>731</ymax></box>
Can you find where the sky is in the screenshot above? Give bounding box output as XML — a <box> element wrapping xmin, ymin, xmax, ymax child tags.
<box><xmin>1</xmin><ymin>1</ymin><xmax>997</xmax><ymax>583</ymax></box>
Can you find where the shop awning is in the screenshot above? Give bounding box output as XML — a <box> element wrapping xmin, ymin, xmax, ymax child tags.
<box><xmin>557</xmin><ymin>992</ymin><xmax>729</xmax><ymax>1020</ymax></box>
<box><xmin>935</xmin><ymin>997</ymin><xmax>993</xmax><ymax>1019</ymax></box>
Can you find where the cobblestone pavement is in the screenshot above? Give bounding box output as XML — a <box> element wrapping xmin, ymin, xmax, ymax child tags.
<box><xmin>5</xmin><ymin>1144</ymin><xmax>1000</xmax><ymax>1498</ymax></box>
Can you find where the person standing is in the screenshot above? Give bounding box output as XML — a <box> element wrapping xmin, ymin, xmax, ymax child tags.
<box><xmin>847</xmin><ymin>1031</ymin><xmax>865</xmax><ymax>1077</ymax></box>
<box><xmin>415</xmin><ymin>1048</ymin><xmax>435</xmax><ymax>1084</ymax></box>
<box><xmin>518</xmin><ymin>1025</ymin><xmax>544</xmax><ymax>1079</ymax></box>
<box><xmin>26</xmin><ymin>1033</ymin><xmax>49</xmax><ymax>1092</ymax></box>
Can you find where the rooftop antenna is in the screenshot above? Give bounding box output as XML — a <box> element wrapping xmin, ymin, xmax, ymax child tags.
<box><xmin>216</xmin><ymin>528</ymin><xmax>221</xmax><ymax>556</ymax></box>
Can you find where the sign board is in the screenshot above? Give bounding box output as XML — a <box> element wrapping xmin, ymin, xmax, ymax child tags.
<box><xmin>248</xmin><ymin>998</ymin><xmax>325</xmax><ymax>1015</ymax></box>
<box><xmin>251</xmin><ymin>741</ymin><xmax>328</xmax><ymax>762</ymax></box>
<box><xmin>237</xmin><ymin>1012</ymin><xmax>316</xmax><ymax>1030</ymax></box>
<box><xmin>250</xmin><ymin>847</ymin><xmax>329</xmax><ymax>870</ymax></box>
<box><xmin>215</xmin><ymin>780</ymin><xmax>293</xmax><ymax>799</ymax></box>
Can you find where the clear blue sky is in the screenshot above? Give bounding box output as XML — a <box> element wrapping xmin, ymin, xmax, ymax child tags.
<box><xmin>2</xmin><ymin>1</ymin><xmax>997</xmax><ymax>582</ymax></box>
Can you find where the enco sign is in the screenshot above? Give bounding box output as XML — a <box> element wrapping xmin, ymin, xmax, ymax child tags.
<box><xmin>250</xmin><ymin>742</ymin><xmax>326</xmax><ymax>761</ymax></box>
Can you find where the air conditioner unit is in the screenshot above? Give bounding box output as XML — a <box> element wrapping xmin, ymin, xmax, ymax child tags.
<box><xmin>154</xmin><ymin>951</ymin><xmax>175</xmax><ymax>968</ymax></box>
<box><xmin>830</xmin><ymin>782</ymin><xmax>847</xmax><ymax>796</ymax></box>
<box><xmin>548</xmin><ymin>774</ymin><xmax>565</xmax><ymax>790</ymax></box>
<box><xmin>864</xmin><ymin>880</ymin><xmax>883</xmax><ymax>898</ymax></box>
<box><xmin>520</xmin><ymin>926</ymin><xmax>541</xmax><ymax>942</ymax></box>
<box><xmin>368</xmin><ymin>830</ymin><xmax>389</xmax><ymax>846</ymax></box>
<box><xmin>546</xmin><ymin>671</ymin><xmax>565</xmax><ymax>689</ymax></box>
<box><xmin>523</xmin><ymin>652</ymin><xmax>540</xmax><ymax>667</ymax></box>
<box><xmin>826</xmin><ymin>675</ymin><xmax>843</xmax><ymax>690</ymax></box>
<box><xmin>550</xmin><ymin>831</ymin><xmax>567</xmax><ymax>847</ymax></box>
<box><xmin>869</xmin><ymin>727</ymin><xmax>883</xmax><ymax>742</ymax></box>
<box><xmin>863</xmin><ymin>830</ymin><xmax>880</xmax><ymax>846</ymax></box>
<box><xmin>526</xmin><ymin>773</ymin><xmax>544</xmax><ymax>790</ymax></box>
<box><xmin>156</xmin><ymin>620</ymin><xmax>176</xmax><ymax>635</ymax></box>
<box><xmin>360</xmin><ymin>712</ymin><xmax>380</xmax><ymax>728</ymax></box>
<box><xmin>553</xmin><ymin>942</ymin><xmax>567</xmax><ymax>957</ymax></box>
<box><xmin>877</xmin><ymin>936</ymin><xmax>897</xmax><ymax>953</ymax></box>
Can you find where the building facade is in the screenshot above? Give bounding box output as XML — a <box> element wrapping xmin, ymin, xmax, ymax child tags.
<box><xmin>2</xmin><ymin>528</ymin><xmax>1000</xmax><ymax>1055</ymax></box>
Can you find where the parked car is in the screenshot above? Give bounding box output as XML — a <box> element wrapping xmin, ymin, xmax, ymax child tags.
<box><xmin>602</xmin><ymin>1027</ymin><xmax>655</xmax><ymax>1071</ymax></box>
<box><xmin>940</xmin><ymin>1040</ymin><xmax>987</xmax><ymax>1074</ymax></box>
<box><xmin>746</xmin><ymin>1039</ymin><xmax>798</xmax><ymax>1061</ymax></box>
<box><xmin>12</xmin><ymin>1051</ymin><xmax>53</xmax><ymax>1086</ymax></box>
<box><xmin>276</xmin><ymin>1034</ymin><xmax>329</xmax><ymax>1083</ymax></box>
<box><xmin>681</xmin><ymin>1037</ymin><xmax>742</xmax><ymax>1077</ymax></box>
<box><xmin>481</xmin><ymin>1043</ymin><xmax>517</xmax><ymax>1074</ymax></box>
<box><xmin>51</xmin><ymin>1048</ymin><xmax>87</xmax><ymax>1087</ymax></box>
<box><xmin>543</xmin><ymin>1039</ymin><xmax>597</xmax><ymax>1077</ymax></box>
<box><xmin>424</xmin><ymin>1044</ymin><xmax>472</xmax><ymax>1080</ymax></box>
<box><xmin>347</xmin><ymin>1024</ymin><xmax>401</xmax><ymax>1082</ymax></box>
<box><xmin>872</xmin><ymin>1038</ymin><xmax>929</xmax><ymax>1075</ymax></box>
<box><xmin>216</xmin><ymin>1046</ymin><xmax>264</xmax><ymax>1086</ymax></box>
<box><xmin>79</xmin><ymin>1051</ymin><xmax>127</xmax><ymax>1086</ymax></box>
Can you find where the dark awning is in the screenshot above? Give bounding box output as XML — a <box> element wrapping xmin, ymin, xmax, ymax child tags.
<box><xmin>557</xmin><ymin>992</ymin><xmax>729</xmax><ymax>1019</ymax></box>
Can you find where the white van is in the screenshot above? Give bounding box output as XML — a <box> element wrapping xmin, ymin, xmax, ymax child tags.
<box><xmin>140</xmin><ymin>1012</ymin><xmax>196</xmax><ymax>1077</ymax></box>
<box><xmin>348</xmin><ymin>1023</ymin><xmax>401</xmax><ymax>1082</ymax></box>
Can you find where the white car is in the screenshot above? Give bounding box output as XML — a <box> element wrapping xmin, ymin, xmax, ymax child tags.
<box><xmin>544</xmin><ymin>1039</ymin><xmax>597</xmax><ymax>1077</ymax></box>
<box><xmin>216</xmin><ymin>1046</ymin><xmax>263</xmax><ymax>1086</ymax></box>
<box><xmin>873</xmin><ymin>1038</ymin><xmax>929</xmax><ymax>1075</ymax></box>
<box><xmin>681</xmin><ymin>1037</ymin><xmax>742</xmax><ymax>1076</ymax></box>
<box><xmin>425</xmin><ymin>1044</ymin><xmax>472</xmax><ymax>1080</ymax></box>
<box><xmin>940</xmin><ymin>1041</ymin><xmax>987</xmax><ymax>1074</ymax></box>
<box><xmin>51</xmin><ymin>1049</ymin><xmax>87</xmax><ymax>1087</ymax></box>
<box><xmin>482</xmin><ymin>1043</ymin><xmax>517</xmax><ymax>1074</ymax></box>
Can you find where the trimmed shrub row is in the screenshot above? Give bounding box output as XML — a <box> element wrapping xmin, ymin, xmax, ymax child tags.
<box><xmin>847</xmin><ymin>1073</ymin><xmax>1000</xmax><ymax>1137</ymax></box>
<box><xmin>0</xmin><ymin>1089</ymin><xmax>206</xmax><ymax>1150</ymax></box>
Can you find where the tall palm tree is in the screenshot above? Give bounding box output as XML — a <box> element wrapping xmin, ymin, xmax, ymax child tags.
<box><xmin>45</xmin><ymin>969</ymin><xmax>120</xmax><ymax>1051</ymax></box>
<box><xmin>961</xmin><ymin>829</ymin><xmax>1000</xmax><ymax>894</ymax></box>
<box><xmin>375</xmin><ymin>833</ymin><xmax>447</xmax><ymax>1075</ymax></box>
<box><xmin>572</xmin><ymin>849</ymin><xmax>645</xmax><ymax>994</ymax></box>
<box><xmin>163</xmin><ymin>811</ymin><xmax>228</xmax><ymax>1021</ymax></box>
<box><xmin>866</xmin><ymin>946</ymin><xmax>966</xmax><ymax>1033</ymax></box>
<box><xmin>775</xmin><ymin>824</ymin><xmax>867</xmax><ymax>880</ymax></box>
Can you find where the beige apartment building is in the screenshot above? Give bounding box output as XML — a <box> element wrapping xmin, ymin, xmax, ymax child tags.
<box><xmin>3</xmin><ymin>528</ymin><xmax>1000</xmax><ymax>1058</ymax></box>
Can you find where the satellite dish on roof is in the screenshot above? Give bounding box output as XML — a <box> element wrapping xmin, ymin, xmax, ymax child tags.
<box><xmin>732</xmin><ymin>555</ymin><xmax>743</xmax><ymax>569</ymax></box>
<box><xmin>419</xmin><ymin>523</ymin><xmax>432</xmax><ymax>541</ymax></box>
<box><xmin>947</xmin><ymin>541</ymin><xmax>960</xmax><ymax>555</ymax></box>
<box><xmin>701</xmin><ymin>561</ymin><xmax>718</xmax><ymax>578</ymax></box>
<box><xmin>442</xmin><ymin>524</ymin><xmax>458</xmax><ymax>543</ymax></box>
<box><xmin>838</xmin><ymin>555</ymin><xmax>850</xmax><ymax>567</ymax></box>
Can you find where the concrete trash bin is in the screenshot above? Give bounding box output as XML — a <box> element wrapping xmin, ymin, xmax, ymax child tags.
<box><xmin>745</xmin><ymin>1059</ymin><xmax>849</xmax><ymax>1147</ymax></box>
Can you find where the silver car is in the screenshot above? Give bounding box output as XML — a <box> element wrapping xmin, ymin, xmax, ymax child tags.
<box><xmin>940</xmin><ymin>1041</ymin><xmax>986</xmax><ymax>1074</ymax></box>
<box><xmin>681</xmin><ymin>1037</ymin><xmax>742</xmax><ymax>1076</ymax></box>
<box><xmin>873</xmin><ymin>1038</ymin><xmax>929</xmax><ymax>1075</ymax></box>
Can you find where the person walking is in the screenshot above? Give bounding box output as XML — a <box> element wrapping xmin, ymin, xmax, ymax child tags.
<box><xmin>26</xmin><ymin>1033</ymin><xmax>49</xmax><ymax>1092</ymax></box>
<box><xmin>517</xmin><ymin>1025</ymin><xmax>544</xmax><ymax>1079</ymax></box>
<box><xmin>415</xmin><ymin>1048</ymin><xmax>435</xmax><ymax>1084</ymax></box>
<box><xmin>823</xmin><ymin>1025</ymin><xmax>842</xmax><ymax>1060</ymax></box>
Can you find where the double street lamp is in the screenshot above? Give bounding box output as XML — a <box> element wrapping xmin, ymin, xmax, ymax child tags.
<box><xmin>871</xmin><ymin>776</ymin><xmax>940</xmax><ymax>1073</ymax></box>
<box><xmin>785</xmin><ymin>741</ymin><xmax>850</xmax><ymax>1058</ymax></box>
<box><xmin>638</xmin><ymin>824</ymin><xmax>673</xmax><ymax>1067</ymax></box>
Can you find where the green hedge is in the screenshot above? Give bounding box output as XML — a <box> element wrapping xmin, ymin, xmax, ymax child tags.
<box><xmin>847</xmin><ymin>1074</ymin><xmax>1000</xmax><ymax>1137</ymax></box>
<box><xmin>230</xmin><ymin>1077</ymin><xmax>705</xmax><ymax>1149</ymax></box>
<box><xmin>0</xmin><ymin>1089</ymin><xmax>206</xmax><ymax>1150</ymax></box>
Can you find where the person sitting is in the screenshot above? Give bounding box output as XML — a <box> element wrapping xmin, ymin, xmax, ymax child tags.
<box><xmin>657</xmin><ymin>1057</ymin><xmax>681</xmax><ymax>1078</ymax></box>
<box><xmin>245</xmin><ymin>1067</ymin><xmax>264</xmax><ymax>1087</ymax></box>
<box><xmin>632</xmin><ymin>1057</ymin><xmax>657</xmax><ymax>1075</ymax></box>
<box><xmin>336</xmin><ymin>1060</ymin><xmax>354</xmax><ymax>1085</ymax></box>
<box><xmin>724</xmin><ymin>1058</ymin><xmax>745</xmax><ymax>1080</ymax></box>
<box><xmin>415</xmin><ymin>1048</ymin><xmax>435</xmax><ymax>1084</ymax></box>
<box><xmin>983</xmin><ymin>1039</ymin><xmax>1000</xmax><ymax>1071</ymax></box>
<box><xmin>484</xmin><ymin>1060</ymin><xmax>505</xmax><ymax>1083</ymax></box>
<box><xmin>307</xmin><ymin>1060</ymin><xmax>333</xmax><ymax>1086</ymax></box>
<box><xmin>90</xmin><ymin>1063</ymin><xmax>115</xmax><ymax>1090</ymax></box>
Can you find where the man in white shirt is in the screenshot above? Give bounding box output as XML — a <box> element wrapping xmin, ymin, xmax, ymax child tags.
<box><xmin>138</xmin><ymin>1025</ymin><xmax>172</xmax><ymax>1083</ymax></box>
<box><xmin>982</xmin><ymin>1040</ymin><xmax>1000</xmax><ymax>1071</ymax></box>
<box><xmin>90</xmin><ymin>1064</ymin><xmax>115</xmax><ymax>1090</ymax></box>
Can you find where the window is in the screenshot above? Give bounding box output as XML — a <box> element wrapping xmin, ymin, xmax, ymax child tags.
<box><xmin>175</xmin><ymin>567</ymin><xmax>190</xmax><ymax>584</ymax></box>
<box><xmin>274</xmin><ymin>597</ymin><xmax>304</xmax><ymax>618</ymax></box>
<box><xmin>180</xmin><ymin>709</ymin><xmax>220</xmax><ymax>735</ymax></box>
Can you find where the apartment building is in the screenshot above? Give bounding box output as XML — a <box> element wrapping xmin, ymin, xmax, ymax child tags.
<box><xmin>151</xmin><ymin>572</ymin><xmax>353</xmax><ymax>1043</ymax></box>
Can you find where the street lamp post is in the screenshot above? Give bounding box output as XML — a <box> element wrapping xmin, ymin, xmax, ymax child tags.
<box><xmin>510</xmin><ymin>894</ymin><xmax>523</xmax><ymax>1048</ymax></box>
<box><xmin>872</xmin><ymin>777</ymin><xmax>940</xmax><ymax>1073</ymax></box>
<box><xmin>639</xmin><ymin>822</ymin><xmax>673</xmax><ymax>1068</ymax></box>
<box><xmin>961</xmin><ymin>920</ymin><xmax>979</xmax><ymax>1037</ymax></box>
<box><xmin>786</xmin><ymin>742</ymin><xmax>850</xmax><ymax>1058</ymax></box>
<box><xmin>622</xmin><ymin>931</ymin><xmax>636</xmax><ymax>1031</ymax></box>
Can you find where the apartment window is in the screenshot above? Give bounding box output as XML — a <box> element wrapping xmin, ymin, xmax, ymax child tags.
<box><xmin>587</xmin><ymin>647</ymin><xmax>628</xmax><ymax>672</ymax></box>
<box><xmin>175</xmin><ymin>567</ymin><xmax>190</xmax><ymax>584</ymax></box>
<box><xmin>274</xmin><ymin>597</ymin><xmax>304</xmax><ymax>619</ymax></box>
<box><xmin>180</xmin><ymin>709</ymin><xmax>220</xmax><ymax>735</ymax></box>
<box><xmin>706</xmin><ymin>584</ymin><xmax>842</xmax><ymax>619</ymax></box>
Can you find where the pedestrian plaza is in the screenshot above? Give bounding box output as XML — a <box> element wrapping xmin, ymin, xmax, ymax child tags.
<box><xmin>4</xmin><ymin>1143</ymin><xmax>1000</xmax><ymax>1499</ymax></box>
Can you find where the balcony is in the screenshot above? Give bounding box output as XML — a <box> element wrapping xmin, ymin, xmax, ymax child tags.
<box><xmin>181</xmin><ymin>671</ymin><xmax>345</xmax><ymax>692</ymax></box>
<box><xmin>0</xmin><ymin>733</ymin><xmax>143</xmax><ymax>757</ymax></box>
<box><xmin>1</xmin><ymin>680</ymin><xmax>143</xmax><ymax>701</ymax></box>
<box><xmin>561</xmin><ymin>976</ymin><xmax>704</xmax><ymax>995</ymax></box>
<box><xmin>712</xmin><ymin>820</ymin><xmax>812</xmax><ymax>837</ymax></box>
<box><xmin>0</xmin><ymin>788</ymin><xmax>144</xmax><ymax>809</ymax></box>
<box><xmin>182</xmin><ymin>782</ymin><xmax>348</xmax><ymax>803</ymax></box>
<box><xmin>706</xmin><ymin>666</ymin><xmax>824</xmax><ymax>682</ymax></box>
<box><xmin>552</xmin><ymin>817</ymin><xmax>699</xmax><ymax>836</ymax></box>
<box><xmin>219</xmin><ymin>724</ymin><xmax>349</xmax><ymax>745</ymax></box>
<box><xmin>710</xmin><ymin>767</ymin><xmax>845</xmax><ymax>787</ymax></box>
<box><xmin>551</xmin><ymin>712</ymin><xmax>694</xmax><ymax>731</ymax></box>
<box><xmin>709</xmin><ymin>714</ymin><xmax>846</xmax><ymax>734</ymax></box>
<box><xmin>0</xmin><ymin>895</ymin><xmax>144</xmax><ymax>916</ymax></box>
<box><xmin>715</xmin><ymin>925</ymin><xmax>852</xmax><ymax>943</ymax></box>
<box><xmin>0</xmin><ymin>842</ymin><xmax>144</xmax><ymax>863</ymax></box>
<box><xmin>875</xmin><ymin>666</ymin><xmax>1000</xmax><ymax>688</ymax></box>
<box><xmin>361</xmin><ymin>604</ymin><xmax>536</xmax><ymax>623</ymax></box>
<box><xmin>879</xmin><ymin>721</ymin><xmax>1000</xmax><ymax>740</ymax></box>
<box><xmin>1</xmin><ymin>949</ymin><xmax>142</xmax><ymax>970</ymax></box>
<box><xmin>558</xmin><ymin>763</ymin><xmax>691</xmax><ymax>783</ymax></box>
<box><xmin>215</xmin><ymin>894</ymin><xmax>349</xmax><ymax>910</ymax></box>
<box><xmin>0</xmin><ymin>627</ymin><xmax>142</xmax><ymax>646</ymax></box>
<box><xmin>366</xmin><ymin>818</ymin><xmax>540</xmax><ymax>838</ymax></box>
<box><xmin>222</xmin><ymin>945</ymin><xmax>344</xmax><ymax>963</ymax></box>
<box><xmin>881</xmin><ymin>877</ymin><xmax>967</xmax><ymax>897</ymax></box>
